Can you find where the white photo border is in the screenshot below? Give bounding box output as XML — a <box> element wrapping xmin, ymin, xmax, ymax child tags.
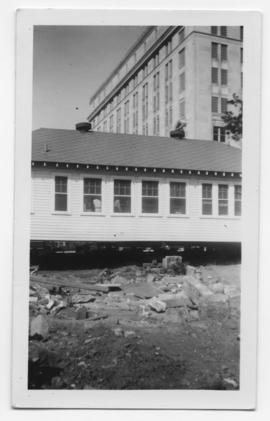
<box><xmin>12</xmin><ymin>9</ymin><xmax>261</xmax><ymax>409</ymax></box>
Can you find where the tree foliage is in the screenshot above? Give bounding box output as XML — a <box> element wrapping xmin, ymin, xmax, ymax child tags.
<box><xmin>221</xmin><ymin>94</ymin><xmax>243</xmax><ymax>141</ymax></box>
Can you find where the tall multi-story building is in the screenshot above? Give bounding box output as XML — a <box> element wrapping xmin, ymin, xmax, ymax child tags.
<box><xmin>87</xmin><ymin>26</ymin><xmax>243</xmax><ymax>143</ymax></box>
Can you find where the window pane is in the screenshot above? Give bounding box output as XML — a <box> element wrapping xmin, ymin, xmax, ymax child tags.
<box><xmin>55</xmin><ymin>194</ymin><xmax>67</xmax><ymax>211</ymax></box>
<box><xmin>179</xmin><ymin>48</ymin><xmax>185</xmax><ymax>69</ymax></box>
<box><xmin>170</xmin><ymin>198</ymin><xmax>186</xmax><ymax>214</ymax></box>
<box><xmin>219</xmin><ymin>200</ymin><xmax>228</xmax><ymax>215</ymax></box>
<box><xmin>218</xmin><ymin>185</ymin><xmax>228</xmax><ymax>199</ymax></box>
<box><xmin>55</xmin><ymin>176</ymin><xmax>67</xmax><ymax>193</ymax></box>
<box><xmin>235</xmin><ymin>185</ymin><xmax>242</xmax><ymax>200</ymax></box>
<box><xmin>142</xmin><ymin>181</ymin><xmax>158</xmax><ymax>196</ymax></box>
<box><xmin>221</xmin><ymin>44</ymin><xmax>227</xmax><ymax>61</ymax></box>
<box><xmin>84</xmin><ymin>195</ymin><xmax>102</xmax><ymax>212</ymax></box>
<box><xmin>220</xmin><ymin>26</ymin><xmax>227</xmax><ymax>37</ymax></box>
<box><xmin>221</xmin><ymin>98</ymin><xmax>227</xmax><ymax>113</ymax></box>
<box><xmin>202</xmin><ymin>200</ymin><xmax>212</xmax><ymax>215</ymax></box>
<box><xmin>211</xmin><ymin>26</ymin><xmax>218</xmax><ymax>35</ymax></box>
<box><xmin>202</xmin><ymin>184</ymin><xmax>212</xmax><ymax>199</ymax></box>
<box><xmin>84</xmin><ymin>178</ymin><xmax>101</xmax><ymax>194</ymax></box>
<box><xmin>170</xmin><ymin>182</ymin><xmax>185</xmax><ymax>197</ymax></box>
<box><xmin>142</xmin><ymin>197</ymin><xmax>158</xmax><ymax>213</ymax></box>
<box><xmin>211</xmin><ymin>42</ymin><xmax>218</xmax><ymax>59</ymax></box>
<box><xmin>211</xmin><ymin>67</ymin><xmax>218</xmax><ymax>84</ymax></box>
<box><xmin>114</xmin><ymin>196</ymin><xmax>131</xmax><ymax>213</ymax></box>
<box><xmin>221</xmin><ymin>69</ymin><xmax>228</xmax><ymax>85</ymax></box>
<box><xmin>212</xmin><ymin>96</ymin><xmax>219</xmax><ymax>113</ymax></box>
<box><xmin>114</xmin><ymin>180</ymin><xmax>131</xmax><ymax>195</ymax></box>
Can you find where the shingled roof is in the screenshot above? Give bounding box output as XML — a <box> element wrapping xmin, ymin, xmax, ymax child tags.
<box><xmin>32</xmin><ymin>128</ymin><xmax>241</xmax><ymax>173</ymax></box>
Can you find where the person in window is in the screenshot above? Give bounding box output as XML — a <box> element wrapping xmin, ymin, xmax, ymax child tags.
<box><xmin>93</xmin><ymin>198</ymin><xmax>101</xmax><ymax>213</ymax></box>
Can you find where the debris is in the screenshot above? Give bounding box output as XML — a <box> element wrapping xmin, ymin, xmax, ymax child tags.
<box><xmin>124</xmin><ymin>282</ymin><xmax>161</xmax><ymax>299</ymax></box>
<box><xmin>30</xmin><ymin>265</ymin><xmax>39</xmax><ymax>275</ymax></box>
<box><xmin>182</xmin><ymin>276</ymin><xmax>213</xmax><ymax>303</ymax></box>
<box><xmin>159</xmin><ymin>292</ymin><xmax>191</xmax><ymax>308</ymax></box>
<box><xmin>29</xmin><ymin>296</ymin><xmax>38</xmax><ymax>303</ymax></box>
<box><xmin>199</xmin><ymin>294</ymin><xmax>231</xmax><ymax>321</ymax></box>
<box><xmin>223</xmin><ymin>377</ymin><xmax>238</xmax><ymax>388</ymax></box>
<box><xmin>110</xmin><ymin>275</ymin><xmax>127</xmax><ymax>285</ymax></box>
<box><xmin>148</xmin><ymin>297</ymin><xmax>167</xmax><ymax>313</ymax></box>
<box><xmin>51</xmin><ymin>376</ymin><xmax>64</xmax><ymax>389</ymax></box>
<box><xmin>113</xmin><ymin>327</ymin><xmax>124</xmax><ymax>337</ymax></box>
<box><xmin>162</xmin><ymin>255</ymin><xmax>182</xmax><ymax>270</ymax></box>
<box><xmin>30</xmin><ymin>315</ymin><xmax>49</xmax><ymax>340</ymax></box>
<box><xmin>51</xmin><ymin>300</ymin><xmax>67</xmax><ymax>315</ymax></box>
<box><xmin>210</xmin><ymin>282</ymin><xmax>225</xmax><ymax>294</ymax></box>
<box><xmin>71</xmin><ymin>294</ymin><xmax>96</xmax><ymax>304</ymax></box>
<box><xmin>30</xmin><ymin>276</ymin><xmax>114</xmax><ymax>293</ymax></box>
<box><xmin>161</xmin><ymin>275</ymin><xmax>183</xmax><ymax>285</ymax></box>
<box><xmin>76</xmin><ymin>307</ymin><xmax>88</xmax><ymax>320</ymax></box>
<box><xmin>146</xmin><ymin>273</ymin><xmax>156</xmax><ymax>283</ymax></box>
<box><xmin>124</xmin><ymin>330</ymin><xmax>136</xmax><ymax>338</ymax></box>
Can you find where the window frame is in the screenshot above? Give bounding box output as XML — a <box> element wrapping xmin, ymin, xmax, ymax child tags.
<box><xmin>169</xmin><ymin>181</ymin><xmax>187</xmax><ymax>216</ymax></box>
<box><xmin>52</xmin><ymin>173</ymin><xmax>70</xmax><ymax>215</ymax></box>
<box><xmin>202</xmin><ymin>183</ymin><xmax>213</xmax><ymax>216</ymax></box>
<box><xmin>141</xmin><ymin>179</ymin><xmax>160</xmax><ymax>216</ymax></box>
<box><xmin>218</xmin><ymin>184</ymin><xmax>229</xmax><ymax>216</ymax></box>
<box><xmin>111</xmin><ymin>176</ymin><xmax>134</xmax><ymax>216</ymax></box>
<box><xmin>234</xmin><ymin>185</ymin><xmax>242</xmax><ymax>216</ymax></box>
<box><xmin>82</xmin><ymin>177</ymin><xmax>103</xmax><ymax>215</ymax></box>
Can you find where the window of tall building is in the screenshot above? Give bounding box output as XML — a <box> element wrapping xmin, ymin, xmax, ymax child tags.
<box><xmin>234</xmin><ymin>185</ymin><xmax>242</xmax><ymax>216</ymax></box>
<box><xmin>211</xmin><ymin>26</ymin><xmax>218</xmax><ymax>35</ymax></box>
<box><xmin>241</xmin><ymin>72</ymin><xmax>243</xmax><ymax>88</ymax></box>
<box><xmin>213</xmin><ymin>126</ymin><xmax>226</xmax><ymax>142</ymax></box>
<box><xmin>202</xmin><ymin>184</ymin><xmax>212</xmax><ymax>215</ymax></box>
<box><xmin>169</xmin><ymin>106</ymin><xmax>173</xmax><ymax>127</ymax></box>
<box><xmin>179</xmin><ymin>48</ymin><xmax>185</xmax><ymax>69</ymax></box>
<box><xmin>156</xmin><ymin>115</ymin><xmax>160</xmax><ymax>135</ymax></box>
<box><xmin>142</xmin><ymin>181</ymin><xmax>159</xmax><ymax>213</ymax></box>
<box><xmin>154</xmin><ymin>52</ymin><xmax>159</xmax><ymax>68</ymax></box>
<box><xmin>240</xmin><ymin>26</ymin><xmax>244</xmax><ymax>41</ymax></box>
<box><xmin>170</xmin><ymin>182</ymin><xmax>186</xmax><ymax>214</ymax></box>
<box><xmin>221</xmin><ymin>68</ymin><xmax>228</xmax><ymax>85</ymax></box>
<box><xmin>116</xmin><ymin>108</ymin><xmax>121</xmax><ymax>133</ymax></box>
<box><xmin>240</xmin><ymin>48</ymin><xmax>243</xmax><ymax>64</ymax></box>
<box><xmin>142</xmin><ymin>83</ymin><xmax>148</xmax><ymax>122</ymax></box>
<box><xmin>165</xmin><ymin>85</ymin><xmax>169</xmax><ymax>104</ymax></box>
<box><xmin>109</xmin><ymin>115</ymin><xmax>114</xmax><ymax>132</ymax></box>
<box><xmin>221</xmin><ymin>44</ymin><xmax>228</xmax><ymax>61</ymax></box>
<box><xmin>220</xmin><ymin>26</ymin><xmax>227</xmax><ymax>37</ymax></box>
<box><xmin>211</xmin><ymin>67</ymin><xmax>219</xmax><ymax>84</ymax></box>
<box><xmin>165</xmin><ymin>39</ymin><xmax>172</xmax><ymax>56</ymax></box>
<box><xmin>179</xmin><ymin>72</ymin><xmax>185</xmax><ymax>92</ymax></box>
<box><xmin>153</xmin><ymin>116</ymin><xmax>156</xmax><ymax>135</ymax></box>
<box><xmin>169</xmin><ymin>82</ymin><xmax>173</xmax><ymax>102</ymax></box>
<box><xmin>221</xmin><ymin>97</ymin><xmax>228</xmax><ymax>113</ymax></box>
<box><xmin>211</xmin><ymin>42</ymin><xmax>218</xmax><ymax>59</ymax></box>
<box><xmin>124</xmin><ymin>100</ymin><xmax>129</xmax><ymax>133</ymax></box>
<box><xmin>169</xmin><ymin>59</ymin><xmax>173</xmax><ymax>79</ymax></box>
<box><xmin>179</xmin><ymin>28</ymin><xmax>185</xmax><ymax>44</ymax></box>
<box><xmin>218</xmin><ymin>184</ymin><xmax>229</xmax><ymax>215</ymax></box>
<box><xmin>179</xmin><ymin>99</ymin><xmax>185</xmax><ymax>120</ymax></box>
<box><xmin>212</xmin><ymin>96</ymin><xmax>219</xmax><ymax>113</ymax></box>
<box><xmin>165</xmin><ymin>108</ymin><xmax>169</xmax><ymax>128</ymax></box>
<box><xmin>145</xmin><ymin>123</ymin><xmax>148</xmax><ymax>135</ymax></box>
<box><xmin>103</xmin><ymin>120</ymin><xmax>107</xmax><ymax>132</ymax></box>
<box><xmin>165</xmin><ymin>63</ymin><xmax>168</xmax><ymax>82</ymax></box>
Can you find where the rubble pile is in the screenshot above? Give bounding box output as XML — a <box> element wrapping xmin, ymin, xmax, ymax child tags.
<box><xmin>28</xmin><ymin>256</ymin><xmax>239</xmax><ymax>390</ymax></box>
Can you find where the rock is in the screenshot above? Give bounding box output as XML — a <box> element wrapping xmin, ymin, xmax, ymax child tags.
<box><xmin>124</xmin><ymin>282</ymin><xmax>161</xmax><ymax>299</ymax></box>
<box><xmin>158</xmin><ymin>291</ymin><xmax>191</xmax><ymax>308</ymax></box>
<box><xmin>188</xmin><ymin>309</ymin><xmax>200</xmax><ymax>321</ymax></box>
<box><xmin>162</xmin><ymin>255</ymin><xmax>182</xmax><ymax>270</ymax></box>
<box><xmin>111</xmin><ymin>275</ymin><xmax>127</xmax><ymax>285</ymax></box>
<box><xmin>124</xmin><ymin>330</ymin><xmax>136</xmax><ymax>338</ymax></box>
<box><xmin>148</xmin><ymin>297</ymin><xmax>167</xmax><ymax>313</ymax></box>
<box><xmin>51</xmin><ymin>376</ymin><xmax>64</xmax><ymax>389</ymax></box>
<box><xmin>71</xmin><ymin>293</ymin><xmax>96</xmax><ymax>304</ymax></box>
<box><xmin>30</xmin><ymin>283</ymin><xmax>49</xmax><ymax>299</ymax></box>
<box><xmin>199</xmin><ymin>294</ymin><xmax>231</xmax><ymax>321</ymax></box>
<box><xmin>46</xmin><ymin>294</ymin><xmax>56</xmax><ymax>310</ymax></box>
<box><xmin>210</xmin><ymin>282</ymin><xmax>225</xmax><ymax>294</ymax></box>
<box><xmin>146</xmin><ymin>273</ymin><xmax>156</xmax><ymax>283</ymax></box>
<box><xmin>30</xmin><ymin>315</ymin><xmax>49</xmax><ymax>339</ymax></box>
<box><xmin>75</xmin><ymin>307</ymin><xmax>88</xmax><ymax>320</ymax></box>
<box><xmin>183</xmin><ymin>276</ymin><xmax>213</xmax><ymax>303</ymax></box>
<box><xmin>113</xmin><ymin>327</ymin><xmax>124</xmax><ymax>337</ymax></box>
<box><xmin>186</xmin><ymin>265</ymin><xmax>196</xmax><ymax>276</ymax></box>
<box><xmin>50</xmin><ymin>300</ymin><xmax>67</xmax><ymax>315</ymax></box>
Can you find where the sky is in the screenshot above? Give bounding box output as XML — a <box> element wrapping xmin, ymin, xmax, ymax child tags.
<box><xmin>32</xmin><ymin>26</ymin><xmax>146</xmax><ymax>130</ymax></box>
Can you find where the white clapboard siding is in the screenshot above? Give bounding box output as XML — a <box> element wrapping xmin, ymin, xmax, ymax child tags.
<box><xmin>31</xmin><ymin>167</ymin><xmax>241</xmax><ymax>243</ymax></box>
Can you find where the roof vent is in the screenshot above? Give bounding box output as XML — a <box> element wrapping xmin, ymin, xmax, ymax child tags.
<box><xmin>170</xmin><ymin>121</ymin><xmax>186</xmax><ymax>140</ymax></box>
<box><xmin>75</xmin><ymin>122</ymin><xmax>92</xmax><ymax>133</ymax></box>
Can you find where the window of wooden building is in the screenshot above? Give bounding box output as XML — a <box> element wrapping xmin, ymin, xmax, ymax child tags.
<box><xmin>142</xmin><ymin>180</ymin><xmax>159</xmax><ymax>213</ymax></box>
<box><xmin>202</xmin><ymin>184</ymin><xmax>212</xmax><ymax>215</ymax></box>
<box><xmin>234</xmin><ymin>185</ymin><xmax>242</xmax><ymax>216</ymax></box>
<box><xmin>114</xmin><ymin>180</ymin><xmax>131</xmax><ymax>213</ymax></box>
<box><xmin>218</xmin><ymin>184</ymin><xmax>229</xmax><ymax>215</ymax></box>
<box><xmin>83</xmin><ymin>178</ymin><xmax>102</xmax><ymax>212</ymax></box>
<box><xmin>170</xmin><ymin>182</ymin><xmax>186</xmax><ymax>214</ymax></box>
<box><xmin>55</xmin><ymin>176</ymin><xmax>68</xmax><ymax>211</ymax></box>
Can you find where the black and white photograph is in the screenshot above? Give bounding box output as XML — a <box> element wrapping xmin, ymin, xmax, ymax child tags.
<box><xmin>12</xmin><ymin>9</ymin><xmax>261</xmax><ymax>409</ymax></box>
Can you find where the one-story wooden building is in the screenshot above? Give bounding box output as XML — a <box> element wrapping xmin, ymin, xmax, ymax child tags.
<box><xmin>31</xmin><ymin>126</ymin><xmax>241</xmax><ymax>253</ymax></box>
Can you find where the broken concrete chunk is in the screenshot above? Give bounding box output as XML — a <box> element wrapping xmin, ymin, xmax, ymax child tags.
<box><xmin>148</xmin><ymin>297</ymin><xmax>167</xmax><ymax>313</ymax></box>
<box><xmin>210</xmin><ymin>282</ymin><xmax>225</xmax><ymax>294</ymax></box>
<box><xmin>71</xmin><ymin>294</ymin><xmax>96</xmax><ymax>304</ymax></box>
<box><xmin>146</xmin><ymin>273</ymin><xmax>156</xmax><ymax>283</ymax></box>
<box><xmin>30</xmin><ymin>315</ymin><xmax>49</xmax><ymax>340</ymax></box>
<box><xmin>111</xmin><ymin>275</ymin><xmax>127</xmax><ymax>285</ymax></box>
<box><xmin>124</xmin><ymin>330</ymin><xmax>136</xmax><ymax>338</ymax></box>
<box><xmin>161</xmin><ymin>275</ymin><xmax>183</xmax><ymax>285</ymax></box>
<box><xmin>113</xmin><ymin>327</ymin><xmax>124</xmax><ymax>337</ymax></box>
<box><xmin>183</xmin><ymin>276</ymin><xmax>213</xmax><ymax>303</ymax></box>
<box><xmin>124</xmin><ymin>282</ymin><xmax>161</xmax><ymax>299</ymax></box>
<box><xmin>158</xmin><ymin>291</ymin><xmax>191</xmax><ymax>308</ymax></box>
<box><xmin>162</xmin><ymin>255</ymin><xmax>182</xmax><ymax>270</ymax></box>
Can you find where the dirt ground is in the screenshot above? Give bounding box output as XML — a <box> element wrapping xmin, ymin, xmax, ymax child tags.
<box><xmin>28</xmin><ymin>262</ymin><xmax>240</xmax><ymax>390</ymax></box>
